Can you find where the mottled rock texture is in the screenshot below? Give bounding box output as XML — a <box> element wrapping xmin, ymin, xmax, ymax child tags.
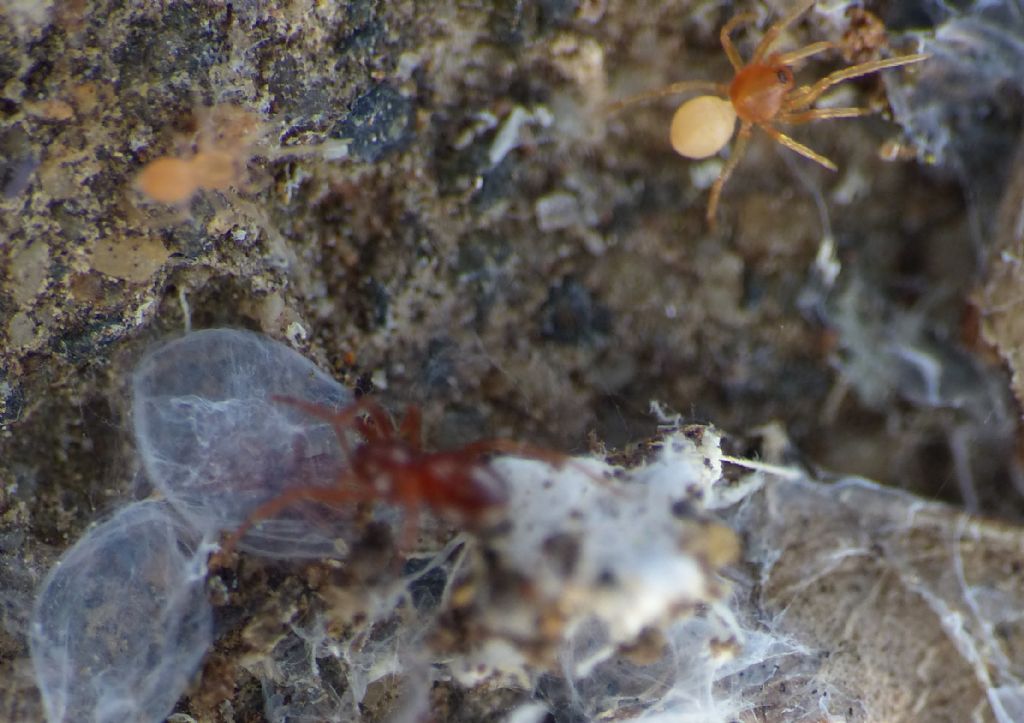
<box><xmin>3</xmin><ymin>0</ymin><xmax>1023</xmax><ymax>720</ymax></box>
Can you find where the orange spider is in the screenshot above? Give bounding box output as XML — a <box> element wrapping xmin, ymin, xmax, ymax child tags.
<box><xmin>135</xmin><ymin>105</ymin><xmax>265</xmax><ymax>205</ymax></box>
<box><xmin>610</xmin><ymin>0</ymin><xmax>927</xmax><ymax>227</ymax></box>
<box><xmin>221</xmin><ymin>396</ymin><xmax>577</xmax><ymax>555</ymax></box>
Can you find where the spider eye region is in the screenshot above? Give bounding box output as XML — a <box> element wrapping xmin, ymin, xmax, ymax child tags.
<box><xmin>670</xmin><ymin>95</ymin><xmax>737</xmax><ymax>159</ymax></box>
<box><xmin>730</xmin><ymin>64</ymin><xmax>792</xmax><ymax>123</ymax></box>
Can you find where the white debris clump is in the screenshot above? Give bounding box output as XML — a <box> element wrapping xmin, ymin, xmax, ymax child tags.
<box><xmin>446</xmin><ymin>427</ymin><xmax>744</xmax><ymax>721</ymax></box>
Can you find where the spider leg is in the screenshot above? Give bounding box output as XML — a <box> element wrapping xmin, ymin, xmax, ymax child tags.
<box><xmin>774</xmin><ymin>40</ymin><xmax>834</xmax><ymax>66</ymax></box>
<box><xmin>751</xmin><ymin>0</ymin><xmax>817</xmax><ymax>65</ymax></box>
<box><xmin>761</xmin><ymin>124</ymin><xmax>837</xmax><ymax>170</ymax></box>
<box><xmin>606</xmin><ymin>81</ymin><xmax>728</xmax><ymax>115</ymax></box>
<box><xmin>784</xmin><ymin>53</ymin><xmax>929</xmax><ymax>111</ymax></box>
<box><xmin>273</xmin><ymin>395</ymin><xmax>392</xmax><ymax>450</ymax></box>
<box><xmin>273</xmin><ymin>395</ymin><xmax>360</xmax><ymax>458</ymax></box>
<box><xmin>273</xmin><ymin>395</ymin><xmax>358</xmax><ymax>441</ymax></box>
<box><xmin>778</xmin><ymin>107</ymin><xmax>874</xmax><ymax>124</ymax></box>
<box><xmin>360</xmin><ymin>400</ymin><xmax>397</xmax><ymax>442</ymax></box>
<box><xmin>720</xmin><ymin>11</ymin><xmax>758</xmax><ymax>71</ymax></box>
<box><xmin>220</xmin><ymin>477</ymin><xmax>374</xmax><ymax>555</ymax></box>
<box><xmin>707</xmin><ymin>120</ymin><xmax>753</xmax><ymax>229</ymax></box>
<box><xmin>397</xmin><ymin>479</ymin><xmax>423</xmax><ymax>553</ymax></box>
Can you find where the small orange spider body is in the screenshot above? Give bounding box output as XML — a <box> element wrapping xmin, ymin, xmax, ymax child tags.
<box><xmin>135</xmin><ymin>156</ymin><xmax>199</xmax><ymax>204</ymax></box>
<box><xmin>222</xmin><ymin>395</ymin><xmax>574</xmax><ymax>555</ymax></box>
<box><xmin>729</xmin><ymin>61</ymin><xmax>793</xmax><ymax>123</ymax></box>
<box><xmin>610</xmin><ymin>0</ymin><xmax>927</xmax><ymax>227</ymax></box>
<box><xmin>134</xmin><ymin>105</ymin><xmax>265</xmax><ymax>206</ymax></box>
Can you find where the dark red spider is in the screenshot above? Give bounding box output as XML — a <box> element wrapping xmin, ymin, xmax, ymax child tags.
<box><xmin>221</xmin><ymin>395</ymin><xmax>573</xmax><ymax>555</ymax></box>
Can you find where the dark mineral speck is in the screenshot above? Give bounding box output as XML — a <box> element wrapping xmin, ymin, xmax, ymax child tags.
<box><xmin>405</xmin><ymin>559</ymin><xmax>449</xmax><ymax>612</ymax></box>
<box><xmin>538</xmin><ymin>276</ymin><xmax>610</xmax><ymax>345</ymax></box>
<box><xmin>541</xmin><ymin>533</ymin><xmax>580</xmax><ymax>577</ymax></box>
<box><xmin>115</xmin><ymin>2</ymin><xmax>228</xmax><ymax>87</ymax></box>
<box><xmin>355</xmin><ymin>277</ymin><xmax>390</xmax><ymax>330</ymax></box>
<box><xmin>0</xmin><ymin>126</ymin><xmax>36</xmax><ymax>199</ymax></box>
<box><xmin>264</xmin><ymin>53</ymin><xmax>333</xmax><ymax>127</ymax></box>
<box><xmin>471</xmin><ymin>154</ymin><xmax>522</xmax><ymax>211</ymax></box>
<box><xmin>489</xmin><ymin>0</ymin><xmax>578</xmax><ymax>46</ymax></box>
<box><xmin>0</xmin><ymin>373</ymin><xmax>24</xmax><ymax>425</ymax></box>
<box><xmin>333</xmin><ymin>83</ymin><xmax>414</xmax><ymax>162</ymax></box>
<box><xmin>420</xmin><ymin>338</ymin><xmax>458</xmax><ymax>394</ymax></box>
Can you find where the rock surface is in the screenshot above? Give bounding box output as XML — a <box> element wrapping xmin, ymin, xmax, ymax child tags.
<box><xmin>3</xmin><ymin>0</ymin><xmax>1023</xmax><ymax>721</ymax></box>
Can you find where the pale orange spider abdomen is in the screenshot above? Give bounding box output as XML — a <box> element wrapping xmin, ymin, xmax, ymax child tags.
<box><xmin>729</xmin><ymin>62</ymin><xmax>794</xmax><ymax>124</ymax></box>
<box><xmin>670</xmin><ymin>96</ymin><xmax>737</xmax><ymax>158</ymax></box>
<box><xmin>135</xmin><ymin>157</ymin><xmax>199</xmax><ymax>205</ymax></box>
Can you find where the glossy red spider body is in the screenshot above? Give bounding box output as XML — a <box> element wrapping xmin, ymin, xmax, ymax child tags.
<box><xmin>729</xmin><ymin>63</ymin><xmax>794</xmax><ymax>123</ymax></box>
<box><xmin>221</xmin><ymin>396</ymin><xmax>568</xmax><ymax>554</ymax></box>
<box><xmin>331</xmin><ymin>398</ymin><xmax>509</xmax><ymax>517</ymax></box>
